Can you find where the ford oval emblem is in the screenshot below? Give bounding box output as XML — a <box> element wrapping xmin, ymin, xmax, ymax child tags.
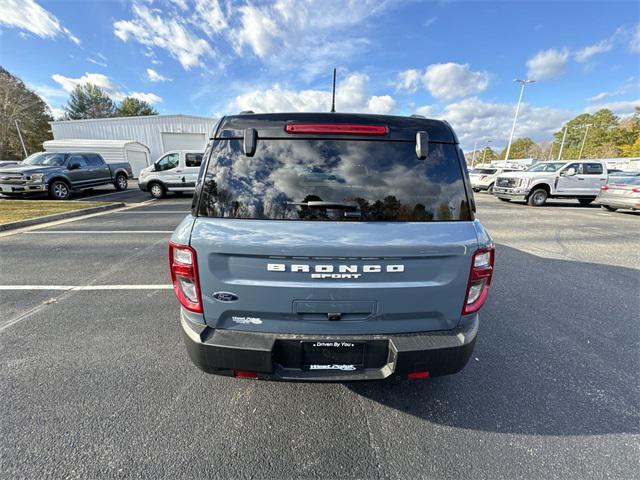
<box><xmin>212</xmin><ymin>291</ymin><xmax>239</xmax><ymax>302</ymax></box>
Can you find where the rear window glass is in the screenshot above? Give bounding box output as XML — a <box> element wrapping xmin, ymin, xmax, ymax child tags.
<box><xmin>608</xmin><ymin>176</ymin><xmax>640</xmax><ymax>185</ymax></box>
<box><xmin>474</xmin><ymin>168</ymin><xmax>497</xmax><ymax>174</ymax></box>
<box><xmin>197</xmin><ymin>139</ymin><xmax>471</xmax><ymax>222</ymax></box>
<box><xmin>186</xmin><ymin>153</ymin><xmax>203</xmax><ymax>167</ymax></box>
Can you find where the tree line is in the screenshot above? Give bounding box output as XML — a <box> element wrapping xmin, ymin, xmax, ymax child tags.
<box><xmin>0</xmin><ymin>66</ymin><xmax>157</xmax><ymax>159</ymax></box>
<box><xmin>467</xmin><ymin>107</ymin><xmax>640</xmax><ymax>164</ymax></box>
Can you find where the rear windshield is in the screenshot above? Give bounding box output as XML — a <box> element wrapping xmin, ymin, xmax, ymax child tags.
<box><xmin>196</xmin><ymin>139</ymin><xmax>471</xmax><ymax>222</ymax></box>
<box><xmin>608</xmin><ymin>175</ymin><xmax>640</xmax><ymax>185</ymax></box>
<box><xmin>473</xmin><ymin>168</ymin><xmax>497</xmax><ymax>175</ymax></box>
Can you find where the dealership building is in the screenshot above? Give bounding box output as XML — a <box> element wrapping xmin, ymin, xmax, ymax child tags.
<box><xmin>48</xmin><ymin>114</ymin><xmax>217</xmax><ymax>175</ymax></box>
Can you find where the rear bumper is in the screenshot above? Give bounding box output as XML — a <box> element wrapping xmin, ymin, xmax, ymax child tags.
<box><xmin>596</xmin><ymin>196</ymin><xmax>640</xmax><ymax>210</ymax></box>
<box><xmin>180</xmin><ymin>312</ymin><xmax>479</xmax><ymax>382</ymax></box>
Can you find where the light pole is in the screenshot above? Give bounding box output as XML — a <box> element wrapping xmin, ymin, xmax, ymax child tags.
<box><xmin>504</xmin><ymin>79</ymin><xmax>536</xmax><ymax>162</ymax></box>
<box><xmin>471</xmin><ymin>141</ymin><xmax>478</xmax><ymax>167</ymax></box>
<box><xmin>482</xmin><ymin>140</ymin><xmax>492</xmax><ymax>164</ymax></box>
<box><xmin>578</xmin><ymin>123</ymin><xmax>593</xmax><ymax>160</ymax></box>
<box><xmin>557</xmin><ymin>126</ymin><xmax>568</xmax><ymax>161</ymax></box>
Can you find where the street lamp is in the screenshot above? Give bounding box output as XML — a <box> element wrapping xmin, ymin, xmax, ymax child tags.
<box><xmin>578</xmin><ymin>123</ymin><xmax>593</xmax><ymax>160</ymax></box>
<box><xmin>504</xmin><ymin>79</ymin><xmax>536</xmax><ymax>162</ymax></box>
<box><xmin>557</xmin><ymin>126</ymin><xmax>568</xmax><ymax>161</ymax></box>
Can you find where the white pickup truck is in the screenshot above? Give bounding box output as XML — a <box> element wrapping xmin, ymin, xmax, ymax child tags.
<box><xmin>492</xmin><ymin>160</ymin><xmax>608</xmax><ymax>206</ymax></box>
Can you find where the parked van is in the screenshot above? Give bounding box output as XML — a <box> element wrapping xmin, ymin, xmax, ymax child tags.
<box><xmin>138</xmin><ymin>150</ymin><xmax>204</xmax><ymax>198</ymax></box>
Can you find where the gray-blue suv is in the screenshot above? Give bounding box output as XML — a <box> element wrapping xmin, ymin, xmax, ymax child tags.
<box><xmin>169</xmin><ymin>112</ymin><xmax>494</xmax><ymax>382</ymax></box>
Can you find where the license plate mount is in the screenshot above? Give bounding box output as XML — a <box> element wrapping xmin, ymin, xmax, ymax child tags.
<box><xmin>302</xmin><ymin>341</ymin><xmax>365</xmax><ymax>371</ymax></box>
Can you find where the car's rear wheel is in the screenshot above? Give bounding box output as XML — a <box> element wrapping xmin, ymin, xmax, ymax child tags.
<box><xmin>527</xmin><ymin>188</ymin><xmax>548</xmax><ymax>206</ymax></box>
<box><xmin>578</xmin><ymin>198</ymin><xmax>593</xmax><ymax>206</ymax></box>
<box><xmin>49</xmin><ymin>180</ymin><xmax>71</xmax><ymax>200</ymax></box>
<box><xmin>149</xmin><ymin>182</ymin><xmax>165</xmax><ymax>199</ymax></box>
<box><xmin>114</xmin><ymin>173</ymin><xmax>128</xmax><ymax>191</ymax></box>
<box><xmin>601</xmin><ymin>205</ymin><xmax>617</xmax><ymax>212</ymax></box>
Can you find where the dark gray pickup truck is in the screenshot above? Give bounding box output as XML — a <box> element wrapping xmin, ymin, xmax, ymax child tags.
<box><xmin>0</xmin><ymin>152</ymin><xmax>132</xmax><ymax>200</ymax></box>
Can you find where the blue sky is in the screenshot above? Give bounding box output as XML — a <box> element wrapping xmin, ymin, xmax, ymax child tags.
<box><xmin>0</xmin><ymin>0</ymin><xmax>638</xmax><ymax>150</ymax></box>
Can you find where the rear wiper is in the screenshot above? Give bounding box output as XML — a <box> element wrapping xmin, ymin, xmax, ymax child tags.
<box><xmin>287</xmin><ymin>201</ymin><xmax>362</xmax><ymax>217</ymax></box>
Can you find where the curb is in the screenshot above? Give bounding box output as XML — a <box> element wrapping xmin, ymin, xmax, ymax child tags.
<box><xmin>0</xmin><ymin>203</ymin><xmax>125</xmax><ymax>232</ymax></box>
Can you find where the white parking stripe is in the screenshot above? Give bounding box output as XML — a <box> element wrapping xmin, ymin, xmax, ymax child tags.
<box><xmin>0</xmin><ymin>285</ymin><xmax>172</xmax><ymax>290</ymax></box>
<box><xmin>24</xmin><ymin>230</ymin><xmax>174</xmax><ymax>234</ymax></box>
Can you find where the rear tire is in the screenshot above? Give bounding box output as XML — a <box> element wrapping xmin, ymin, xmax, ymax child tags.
<box><xmin>527</xmin><ymin>188</ymin><xmax>548</xmax><ymax>206</ymax></box>
<box><xmin>149</xmin><ymin>182</ymin><xmax>165</xmax><ymax>199</ymax></box>
<box><xmin>578</xmin><ymin>198</ymin><xmax>593</xmax><ymax>206</ymax></box>
<box><xmin>601</xmin><ymin>205</ymin><xmax>617</xmax><ymax>212</ymax></box>
<box><xmin>49</xmin><ymin>180</ymin><xmax>71</xmax><ymax>200</ymax></box>
<box><xmin>114</xmin><ymin>173</ymin><xmax>128</xmax><ymax>191</ymax></box>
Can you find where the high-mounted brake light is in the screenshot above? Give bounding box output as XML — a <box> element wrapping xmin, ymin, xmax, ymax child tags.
<box><xmin>169</xmin><ymin>242</ymin><xmax>202</xmax><ymax>313</ymax></box>
<box><xmin>600</xmin><ymin>186</ymin><xmax>609</xmax><ymax>190</ymax></box>
<box><xmin>285</xmin><ymin>124</ymin><xmax>388</xmax><ymax>135</ymax></box>
<box><xmin>462</xmin><ymin>247</ymin><xmax>495</xmax><ymax>315</ymax></box>
<box><xmin>632</xmin><ymin>187</ymin><xmax>640</xmax><ymax>193</ymax></box>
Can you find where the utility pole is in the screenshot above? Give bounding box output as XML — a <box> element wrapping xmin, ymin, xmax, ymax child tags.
<box><xmin>471</xmin><ymin>141</ymin><xmax>478</xmax><ymax>167</ymax></box>
<box><xmin>504</xmin><ymin>79</ymin><xmax>536</xmax><ymax>161</ymax></box>
<box><xmin>557</xmin><ymin>126</ymin><xmax>568</xmax><ymax>161</ymax></box>
<box><xmin>578</xmin><ymin>123</ymin><xmax>593</xmax><ymax>160</ymax></box>
<box><xmin>14</xmin><ymin>120</ymin><xmax>28</xmax><ymax>158</ymax></box>
<box><xmin>548</xmin><ymin>141</ymin><xmax>554</xmax><ymax>161</ymax></box>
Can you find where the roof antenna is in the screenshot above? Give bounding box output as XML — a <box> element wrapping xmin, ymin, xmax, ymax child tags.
<box><xmin>330</xmin><ymin>68</ymin><xmax>337</xmax><ymax>113</ymax></box>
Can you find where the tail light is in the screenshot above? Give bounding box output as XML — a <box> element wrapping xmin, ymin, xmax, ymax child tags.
<box><xmin>600</xmin><ymin>186</ymin><xmax>609</xmax><ymax>190</ymax></box>
<box><xmin>462</xmin><ymin>247</ymin><xmax>495</xmax><ymax>315</ymax></box>
<box><xmin>234</xmin><ymin>370</ymin><xmax>258</xmax><ymax>379</ymax></box>
<box><xmin>632</xmin><ymin>188</ymin><xmax>640</xmax><ymax>193</ymax></box>
<box><xmin>285</xmin><ymin>124</ymin><xmax>388</xmax><ymax>135</ymax></box>
<box><xmin>169</xmin><ymin>242</ymin><xmax>202</xmax><ymax>313</ymax></box>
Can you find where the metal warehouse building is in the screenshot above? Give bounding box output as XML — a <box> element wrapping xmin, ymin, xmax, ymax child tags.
<box><xmin>49</xmin><ymin>114</ymin><xmax>217</xmax><ymax>164</ymax></box>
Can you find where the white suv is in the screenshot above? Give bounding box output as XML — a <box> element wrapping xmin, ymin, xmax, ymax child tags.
<box><xmin>469</xmin><ymin>167</ymin><xmax>518</xmax><ymax>192</ymax></box>
<box><xmin>138</xmin><ymin>150</ymin><xmax>204</xmax><ymax>198</ymax></box>
<box><xmin>492</xmin><ymin>160</ymin><xmax>608</xmax><ymax>206</ymax></box>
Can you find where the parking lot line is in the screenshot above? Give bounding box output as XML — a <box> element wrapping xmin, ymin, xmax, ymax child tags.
<box><xmin>0</xmin><ymin>284</ymin><xmax>172</xmax><ymax>290</ymax></box>
<box><xmin>24</xmin><ymin>230</ymin><xmax>174</xmax><ymax>234</ymax></box>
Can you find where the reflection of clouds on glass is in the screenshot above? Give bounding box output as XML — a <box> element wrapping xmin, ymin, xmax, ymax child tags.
<box><xmin>200</xmin><ymin>139</ymin><xmax>470</xmax><ymax>221</ymax></box>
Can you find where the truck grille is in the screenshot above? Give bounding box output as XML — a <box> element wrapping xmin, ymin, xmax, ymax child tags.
<box><xmin>496</xmin><ymin>178</ymin><xmax>519</xmax><ymax>188</ymax></box>
<box><xmin>0</xmin><ymin>174</ymin><xmax>25</xmax><ymax>184</ymax></box>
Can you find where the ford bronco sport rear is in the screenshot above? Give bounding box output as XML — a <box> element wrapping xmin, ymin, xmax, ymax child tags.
<box><xmin>169</xmin><ymin>112</ymin><xmax>494</xmax><ymax>381</ymax></box>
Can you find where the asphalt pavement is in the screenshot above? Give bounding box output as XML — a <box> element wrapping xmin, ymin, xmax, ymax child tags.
<box><xmin>0</xmin><ymin>193</ymin><xmax>638</xmax><ymax>479</ymax></box>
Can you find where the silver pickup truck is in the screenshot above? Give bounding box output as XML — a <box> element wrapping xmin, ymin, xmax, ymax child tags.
<box><xmin>0</xmin><ymin>151</ymin><xmax>132</xmax><ymax>200</ymax></box>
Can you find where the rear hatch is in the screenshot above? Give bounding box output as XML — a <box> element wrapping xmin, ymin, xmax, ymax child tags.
<box><xmin>190</xmin><ymin>122</ymin><xmax>478</xmax><ymax>335</ymax></box>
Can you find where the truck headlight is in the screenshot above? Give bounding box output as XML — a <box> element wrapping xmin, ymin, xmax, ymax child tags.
<box><xmin>29</xmin><ymin>173</ymin><xmax>44</xmax><ymax>182</ymax></box>
<box><xmin>519</xmin><ymin>178</ymin><xmax>530</xmax><ymax>188</ymax></box>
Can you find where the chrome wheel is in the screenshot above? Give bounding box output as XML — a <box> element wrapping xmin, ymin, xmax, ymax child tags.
<box><xmin>116</xmin><ymin>175</ymin><xmax>127</xmax><ymax>190</ymax></box>
<box><xmin>52</xmin><ymin>182</ymin><xmax>69</xmax><ymax>200</ymax></box>
<box><xmin>150</xmin><ymin>183</ymin><xmax>164</xmax><ymax>198</ymax></box>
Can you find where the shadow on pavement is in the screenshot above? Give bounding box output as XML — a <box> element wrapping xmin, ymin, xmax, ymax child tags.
<box><xmin>348</xmin><ymin>244</ymin><xmax>639</xmax><ymax>436</ymax></box>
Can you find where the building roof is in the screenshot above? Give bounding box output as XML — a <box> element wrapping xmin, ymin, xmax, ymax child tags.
<box><xmin>49</xmin><ymin>114</ymin><xmax>215</xmax><ymax>125</ymax></box>
<box><xmin>43</xmin><ymin>139</ymin><xmax>149</xmax><ymax>151</ymax></box>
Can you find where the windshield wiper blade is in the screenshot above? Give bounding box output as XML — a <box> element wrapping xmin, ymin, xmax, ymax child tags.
<box><xmin>288</xmin><ymin>201</ymin><xmax>359</xmax><ymax>210</ymax></box>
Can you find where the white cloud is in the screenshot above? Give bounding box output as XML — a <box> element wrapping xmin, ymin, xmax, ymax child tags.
<box><xmin>231</xmin><ymin>0</ymin><xmax>392</xmax><ymax>78</ymax></box>
<box><xmin>113</xmin><ymin>4</ymin><xmax>211</xmax><ymax>70</ymax></box>
<box><xmin>423</xmin><ymin>63</ymin><xmax>490</xmax><ymax>100</ymax></box>
<box><xmin>395</xmin><ymin>63</ymin><xmax>489</xmax><ymax>100</ymax></box>
<box><xmin>28</xmin><ymin>83</ymin><xmax>67</xmax><ymax>119</ymax></box>
<box><xmin>587</xmin><ymin>92</ymin><xmax>611</xmax><ymax>102</ymax></box>
<box><xmin>574</xmin><ymin>39</ymin><xmax>614</xmax><ymax>63</ymax></box>
<box><xmin>433</xmin><ymin>97</ymin><xmax>571</xmax><ymax>150</ymax></box>
<box><xmin>193</xmin><ymin>0</ymin><xmax>227</xmax><ymax>37</ymax></box>
<box><xmin>585</xmin><ymin>99</ymin><xmax>640</xmax><ymax>116</ymax></box>
<box><xmin>526</xmin><ymin>48</ymin><xmax>570</xmax><ymax>80</ymax></box>
<box><xmin>146</xmin><ymin>68</ymin><xmax>172</xmax><ymax>82</ymax></box>
<box><xmin>394</xmin><ymin>69</ymin><xmax>422</xmax><ymax>93</ymax></box>
<box><xmin>129</xmin><ymin>92</ymin><xmax>162</xmax><ymax>104</ymax></box>
<box><xmin>0</xmin><ymin>0</ymin><xmax>80</xmax><ymax>44</ymax></box>
<box><xmin>233</xmin><ymin>73</ymin><xmax>397</xmax><ymax>115</ymax></box>
<box><xmin>87</xmin><ymin>57</ymin><xmax>107</xmax><ymax>68</ymax></box>
<box><xmin>415</xmin><ymin>105</ymin><xmax>436</xmax><ymax>117</ymax></box>
<box><xmin>51</xmin><ymin>72</ymin><xmax>161</xmax><ymax>104</ymax></box>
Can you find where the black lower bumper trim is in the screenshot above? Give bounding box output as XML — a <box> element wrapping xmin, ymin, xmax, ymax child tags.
<box><xmin>181</xmin><ymin>313</ymin><xmax>478</xmax><ymax>382</ymax></box>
